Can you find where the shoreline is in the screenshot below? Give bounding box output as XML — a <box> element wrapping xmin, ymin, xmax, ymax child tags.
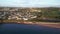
<box><xmin>0</xmin><ymin>22</ymin><xmax>60</xmax><ymax>28</ymax></box>
<box><xmin>36</xmin><ymin>22</ymin><xmax>60</xmax><ymax>28</ymax></box>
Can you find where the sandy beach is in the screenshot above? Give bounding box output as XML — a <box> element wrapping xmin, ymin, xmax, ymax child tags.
<box><xmin>21</xmin><ymin>22</ymin><xmax>60</xmax><ymax>28</ymax></box>
<box><xmin>35</xmin><ymin>22</ymin><xmax>60</xmax><ymax>28</ymax></box>
<box><xmin>0</xmin><ymin>21</ymin><xmax>60</xmax><ymax>28</ymax></box>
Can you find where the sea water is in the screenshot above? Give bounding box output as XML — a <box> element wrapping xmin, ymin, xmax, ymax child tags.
<box><xmin>0</xmin><ymin>23</ymin><xmax>60</xmax><ymax>34</ymax></box>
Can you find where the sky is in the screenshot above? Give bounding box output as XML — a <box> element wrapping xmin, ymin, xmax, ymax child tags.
<box><xmin>0</xmin><ymin>0</ymin><xmax>60</xmax><ymax>7</ymax></box>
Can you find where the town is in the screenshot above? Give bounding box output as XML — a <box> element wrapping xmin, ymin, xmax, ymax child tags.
<box><xmin>0</xmin><ymin>7</ymin><xmax>60</xmax><ymax>23</ymax></box>
<box><xmin>0</xmin><ymin>7</ymin><xmax>41</xmax><ymax>20</ymax></box>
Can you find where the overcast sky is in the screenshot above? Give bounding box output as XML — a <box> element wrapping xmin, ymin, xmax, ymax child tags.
<box><xmin>0</xmin><ymin>0</ymin><xmax>60</xmax><ymax>7</ymax></box>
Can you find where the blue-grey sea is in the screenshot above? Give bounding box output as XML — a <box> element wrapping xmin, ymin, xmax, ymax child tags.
<box><xmin>0</xmin><ymin>23</ymin><xmax>60</xmax><ymax>34</ymax></box>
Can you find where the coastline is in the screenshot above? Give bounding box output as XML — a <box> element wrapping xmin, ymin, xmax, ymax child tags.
<box><xmin>0</xmin><ymin>21</ymin><xmax>60</xmax><ymax>28</ymax></box>
<box><xmin>36</xmin><ymin>22</ymin><xmax>60</xmax><ymax>28</ymax></box>
<box><xmin>23</xmin><ymin>22</ymin><xmax>60</xmax><ymax>28</ymax></box>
